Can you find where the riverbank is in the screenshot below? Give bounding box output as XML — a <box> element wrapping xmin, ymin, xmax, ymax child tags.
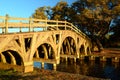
<box><xmin>0</xmin><ymin>68</ymin><xmax>109</xmax><ymax>80</ymax></box>
<box><xmin>1</xmin><ymin>48</ymin><xmax>118</xmax><ymax>80</ymax></box>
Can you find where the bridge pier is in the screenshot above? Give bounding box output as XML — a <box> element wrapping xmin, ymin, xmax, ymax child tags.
<box><xmin>65</xmin><ymin>57</ymin><xmax>68</xmax><ymax>62</ymax></box>
<box><xmin>23</xmin><ymin>61</ymin><xmax>33</xmax><ymax>73</ymax></box>
<box><xmin>41</xmin><ymin>62</ymin><xmax>44</xmax><ymax>69</ymax></box>
<box><xmin>53</xmin><ymin>64</ymin><xmax>57</xmax><ymax>70</ymax></box>
<box><xmin>79</xmin><ymin>55</ymin><xmax>84</xmax><ymax>60</ymax></box>
<box><xmin>101</xmin><ymin>56</ymin><xmax>106</xmax><ymax>62</ymax></box>
<box><xmin>112</xmin><ymin>57</ymin><xmax>119</xmax><ymax>62</ymax></box>
<box><xmin>40</xmin><ymin>62</ymin><xmax>57</xmax><ymax>70</ymax></box>
<box><xmin>90</xmin><ymin>56</ymin><xmax>95</xmax><ymax>61</ymax></box>
<box><xmin>74</xmin><ymin>58</ymin><xmax>77</xmax><ymax>63</ymax></box>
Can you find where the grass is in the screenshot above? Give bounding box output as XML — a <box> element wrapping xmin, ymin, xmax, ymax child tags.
<box><xmin>0</xmin><ymin>68</ymin><xmax>109</xmax><ymax>80</ymax></box>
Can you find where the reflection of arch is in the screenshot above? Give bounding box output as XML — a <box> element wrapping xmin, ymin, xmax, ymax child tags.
<box><xmin>80</xmin><ymin>45</ymin><xmax>85</xmax><ymax>55</ymax></box>
<box><xmin>0</xmin><ymin>50</ymin><xmax>23</xmax><ymax>65</ymax></box>
<box><xmin>60</xmin><ymin>36</ymin><xmax>76</xmax><ymax>55</ymax></box>
<box><xmin>34</xmin><ymin>43</ymin><xmax>55</xmax><ymax>59</ymax></box>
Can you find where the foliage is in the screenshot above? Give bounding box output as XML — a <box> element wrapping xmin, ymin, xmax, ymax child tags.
<box><xmin>108</xmin><ymin>18</ymin><xmax>120</xmax><ymax>47</ymax></box>
<box><xmin>32</xmin><ymin>6</ymin><xmax>51</xmax><ymax>20</ymax></box>
<box><xmin>51</xmin><ymin>1</ymin><xmax>69</xmax><ymax>20</ymax></box>
<box><xmin>32</xmin><ymin>0</ymin><xmax>120</xmax><ymax>50</ymax></box>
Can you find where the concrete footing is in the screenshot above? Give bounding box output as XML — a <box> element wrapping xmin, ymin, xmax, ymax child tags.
<box><xmin>41</xmin><ymin>62</ymin><xmax>44</xmax><ymax>69</ymax></box>
<box><xmin>41</xmin><ymin>62</ymin><xmax>57</xmax><ymax>70</ymax></box>
<box><xmin>24</xmin><ymin>65</ymin><xmax>33</xmax><ymax>73</ymax></box>
<box><xmin>112</xmin><ymin>57</ymin><xmax>119</xmax><ymax>62</ymax></box>
<box><xmin>23</xmin><ymin>61</ymin><xmax>34</xmax><ymax>73</ymax></box>
<box><xmin>60</xmin><ymin>54</ymin><xmax>120</xmax><ymax>64</ymax></box>
<box><xmin>79</xmin><ymin>55</ymin><xmax>120</xmax><ymax>63</ymax></box>
<box><xmin>53</xmin><ymin>64</ymin><xmax>57</xmax><ymax>70</ymax></box>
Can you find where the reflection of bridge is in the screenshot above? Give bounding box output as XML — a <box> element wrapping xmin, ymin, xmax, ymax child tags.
<box><xmin>0</xmin><ymin>15</ymin><xmax>91</xmax><ymax>72</ymax></box>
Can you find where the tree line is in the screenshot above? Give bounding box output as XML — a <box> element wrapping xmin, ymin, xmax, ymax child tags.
<box><xmin>32</xmin><ymin>0</ymin><xmax>120</xmax><ymax>52</ymax></box>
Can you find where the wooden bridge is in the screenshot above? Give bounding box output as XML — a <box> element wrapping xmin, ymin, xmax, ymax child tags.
<box><xmin>0</xmin><ymin>15</ymin><xmax>92</xmax><ymax>72</ymax></box>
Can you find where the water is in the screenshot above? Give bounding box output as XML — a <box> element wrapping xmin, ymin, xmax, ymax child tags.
<box><xmin>34</xmin><ymin>62</ymin><xmax>53</xmax><ymax>70</ymax></box>
<box><xmin>57</xmin><ymin>61</ymin><xmax>120</xmax><ymax>80</ymax></box>
<box><xmin>34</xmin><ymin>60</ymin><xmax>120</xmax><ymax>80</ymax></box>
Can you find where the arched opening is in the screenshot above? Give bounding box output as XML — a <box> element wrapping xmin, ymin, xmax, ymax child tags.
<box><xmin>87</xmin><ymin>47</ymin><xmax>91</xmax><ymax>55</ymax></box>
<box><xmin>0</xmin><ymin>50</ymin><xmax>23</xmax><ymax>65</ymax></box>
<box><xmin>60</xmin><ymin>37</ymin><xmax>76</xmax><ymax>55</ymax></box>
<box><xmin>2</xmin><ymin>52</ymin><xmax>11</xmax><ymax>64</ymax></box>
<box><xmin>9</xmin><ymin>50</ymin><xmax>23</xmax><ymax>65</ymax></box>
<box><xmin>34</xmin><ymin>43</ymin><xmax>55</xmax><ymax>59</ymax></box>
<box><xmin>80</xmin><ymin>45</ymin><xmax>85</xmax><ymax>55</ymax></box>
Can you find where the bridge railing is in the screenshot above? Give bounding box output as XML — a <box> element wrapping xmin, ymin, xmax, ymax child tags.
<box><xmin>0</xmin><ymin>15</ymin><xmax>89</xmax><ymax>39</ymax></box>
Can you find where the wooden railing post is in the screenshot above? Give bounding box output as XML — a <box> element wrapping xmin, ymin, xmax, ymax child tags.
<box><xmin>2</xmin><ymin>20</ymin><xmax>5</xmax><ymax>33</ymax></box>
<box><xmin>45</xmin><ymin>18</ymin><xmax>47</xmax><ymax>31</ymax></box>
<box><xmin>5</xmin><ymin>14</ymin><xmax>9</xmax><ymax>33</ymax></box>
<box><xmin>29</xmin><ymin>17</ymin><xmax>32</xmax><ymax>32</ymax></box>
<box><xmin>2</xmin><ymin>28</ymin><xmax>5</xmax><ymax>33</ymax></box>
<box><xmin>56</xmin><ymin>19</ymin><xmax>58</xmax><ymax>30</ymax></box>
<box><xmin>65</xmin><ymin>21</ymin><xmax>67</xmax><ymax>30</ymax></box>
<box><xmin>20</xmin><ymin>21</ymin><xmax>22</xmax><ymax>32</ymax></box>
<box><xmin>71</xmin><ymin>23</ymin><xmax>73</xmax><ymax>30</ymax></box>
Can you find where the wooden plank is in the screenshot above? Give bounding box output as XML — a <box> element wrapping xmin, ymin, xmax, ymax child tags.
<box><xmin>33</xmin><ymin>58</ymin><xmax>57</xmax><ymax>64</ymax></box>
<box><xmin>60</xmin><ymin>54</ymin><xmax>77</xmax><ymax>58</ymax></box>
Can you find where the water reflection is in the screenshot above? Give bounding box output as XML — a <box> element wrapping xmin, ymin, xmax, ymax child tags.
<box><xmin>34</xmin><ymin>60</ymin><xmax>120</xmax><ymax>80</ymax></box>
<box><xmin>34</xmin><ymin>62</ymin><xmax>53</xmax><ymax>70</ymax></box>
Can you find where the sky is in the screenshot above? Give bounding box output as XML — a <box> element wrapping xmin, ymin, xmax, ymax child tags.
<box><xmin>0</xmin><ymin>0</ymin><xmax>76</xmax><ymax>18</ymax></box>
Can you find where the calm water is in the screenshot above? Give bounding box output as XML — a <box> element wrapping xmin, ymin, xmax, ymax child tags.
<box><xmin>34</xmin><ymin>59</ymin><xmax>120</xmax><ymax>80</ymax></box>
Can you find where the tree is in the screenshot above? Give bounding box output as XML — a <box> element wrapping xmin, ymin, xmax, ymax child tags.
<box><xmin>32</xmin><ymin>6</ymin><xmax>51</xmax><ymax>20</ymax></box>
<box><xmin>109</xmin><ymin>17</ymin><xmax>120</xmax><ymax>47</ymax></box>
<box><xmin>51</xmin><ymin>1</ymin><xmax>69</xmax><ymax>20</ymax></box>
<box><xmin>70</xmin><ymin>0</ymin><xmax>120</xmax><ymax>51</ymax></box>
<box><xmin>32</xmin><ymin>0</ymin><xmax>120</xmax><ymax>51</ymax></box>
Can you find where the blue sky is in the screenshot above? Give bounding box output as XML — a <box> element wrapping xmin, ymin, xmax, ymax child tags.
<box><xmin>0</xmin><ymin>0</ymin><xmax>76</xmax><ymax>18</ymax></box>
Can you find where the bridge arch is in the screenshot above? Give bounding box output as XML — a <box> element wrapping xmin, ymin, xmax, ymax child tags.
<box><xmin>79</xmin><ymin>44</ymin><xmax>85</xmax><ymax>55</ymax></box>
<box><xmin>87</xmin><ymin>46</ymin><xmax>91</xmax><ymax>54</ymax></box>
<box><xmin>0</xmin><ymin>50</ymin><xmax>23</xmax><ymax>65</ymax></box>
<box><xmin>60</xmin><ymin>36</ymin><xmax>77</xmax><ymax>55</ymax></box>
<box><xmin>34</xmin><ymin>43</ymin><xmax>55</xmax><ymax>59</ymax></box>
<box><xmin>79</xmin><ymin>44</ymin><xmax>92</xmax><ymax>55</ymax></box>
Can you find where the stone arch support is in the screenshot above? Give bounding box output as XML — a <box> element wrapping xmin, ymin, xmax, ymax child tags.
<box><xmin>8</xmin><ymin>52</ymin><xmax>16</xmax><ymax>65</ymax></box>
<box><xmin>60</xmin><ymin>36</ymin><xmax>77</xmax><ymax>56</ymax></box>
<box><xmin>0</xmin><ymin>53</ymin><xmax>6</xmax><ymax>63</ymax></box>
<box><xmin>34</xmin><ymin>43</ymin><xmax>56</xmax><ymax>60</ymax></box>
<box><xmin>41</xmin><ymin>45</ymin><xmax>48</xmax><ymax>59</ymax></box>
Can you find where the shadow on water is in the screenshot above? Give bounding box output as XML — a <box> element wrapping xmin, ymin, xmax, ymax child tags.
<box><xmin>34</xmin><ymin>59</ymin><xmax>120</xmax><ymax>80</ymax></box>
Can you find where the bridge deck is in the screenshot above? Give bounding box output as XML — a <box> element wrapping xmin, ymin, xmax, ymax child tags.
<box><xmin>92</xmin><ymin>48</ymin><xmax>120</xmax><ymax>57</ymax></box>
<box><xmin>78</xmin><ymin>48</ymin><xmax>120</xmax><ymax>62</ymax></box>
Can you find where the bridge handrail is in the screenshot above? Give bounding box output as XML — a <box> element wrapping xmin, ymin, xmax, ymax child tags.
<box><xmin>0</xmin><ymin>15</ymin><xmax>89</xmax><ymax>39</ymax></box>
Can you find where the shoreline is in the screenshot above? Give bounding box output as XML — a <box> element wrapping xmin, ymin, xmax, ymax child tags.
<box><xmin>1</xmin><ymin>48</ymin><xmax>118</xmax><ymax>80</ymax></box>
<box><xmin>0</xmin><ymin>68</ymin><xmax>109</xmax><ymax>80</ymax></box>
